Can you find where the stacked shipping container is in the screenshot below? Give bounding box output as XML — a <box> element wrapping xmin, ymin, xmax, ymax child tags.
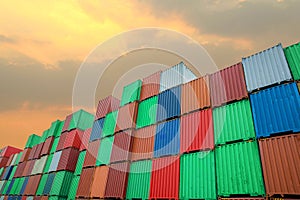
<box><xmin>0</xmin><ymin>42</ymin><xmax>300</xmax><ymax>200</ymax></box>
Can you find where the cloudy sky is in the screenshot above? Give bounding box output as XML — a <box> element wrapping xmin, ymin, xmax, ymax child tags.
<box><xmin>0</xmin><ymin>0</ymin><xmax>299</xmax><ymax>148</ymax></box>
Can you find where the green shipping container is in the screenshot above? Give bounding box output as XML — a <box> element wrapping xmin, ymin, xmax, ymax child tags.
<box><xmin>25</xmin><ymin>134</ymin><xmax>41</xmax><ymax>148</ymax></box>
<box><xmin>213</xmin><ymin>99</ymin><xmax>255</xmax><ymax>145</ymax></box>
<box><xmin>8</xmin><ymin>166</ymin><xmax>17</xmax><ymax>180</ymax></box>
<box><xmin>126</xmin><ymin>160</ymin><xmax>152</xmax><ymax>200</ymax></box>
<box><xmin>48</xmin><ymin>120</ymin><xmax>64</xmax><ymax>138</ymax></box>
<box><xmin>36</xmin><ymin>173</ymin><xmax>49</xmax><ymax>195</ymax></box>
<box><xmin>216</xmin><ymin>141</ymin><xmax>265</xmax><ymax>196</ymax></box>
<box><xmin>50</xmin><ymin>137</ymin><xmax>59</xmax><ymax>154</ymax></box>
<box><xmin>43</xmin><ymin>154</ymin><xmax>54</xmax><ymax>173</ymax></box>
<box><xmin>49</xmin><ymin>197</ymin><xmax>67</xmax><ymax>200</ymax></box>
<box><xmin>136</xmin><ymin>96</ymin><xmax>158</xmax><ymax>128</ymax></box>
<box><xmin>102</xmin><ymin>111</ymin><xmax>118</xmax><ymax>138</ymax></box>
<box><xmin>68</xmin><ymin>110</ymin><xmax>94</xmax><ymax>131</ymax></box>
<box><xmin>14</xmin><ymin>152</ymin><xmax>23</xmax><ymax>166</ymax></box>
<box><xmin>41</xmin><ymin>129</ymin><xmax>50</xmax><ymax>142</ymax></box>
<box><xmin>1</xmin><ymin>180</ymin><xmax>11</xmax><ymax>195</ymax></box>
<box><xmin>284</xmin><ymin>42</ymin><xmax>300</xmax><ymax>80</ymax></box>
<box><xmin>120</xmin><ymin>80</ymin><xmax>142</xmax><ymax>106</ymax></box>
<box><xmin>74</xmin><ymin>151</ymin><xmax>86</xmax><ymax>175</ymax></box>
<box><xmin>96</xmin><ymin>136</ymin><xmax>114</xmax><ymax>166</ymax></box>
<box><xmin>67</xmin><ymin>175</ymin><xmax>80</xmax><ymax>200</ymax></box>
<box><xmin>180</xmin><ymin>151</ymin><xmax>216</xmax><ymax>200</ymax></box>
<box><xmin>14</xmin><ymin>177</ymin><xmax>25</xmax><ymax>195</ymax></box>
<box><xmin>9</xmin><ymin>178</ymin><xmax>19</xmax><ymax>195</ymax></box>
<box><xmin>50</xmin><ymin>171</ymin><xmax>73</xmax><ymax>196</ymax></box>
<box><xmin>0</xmin><ymin>180</ymin><xmax>5</xmax><ymax>193</ymax></box>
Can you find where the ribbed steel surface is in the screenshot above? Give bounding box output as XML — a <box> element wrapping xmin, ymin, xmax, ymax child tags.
<box><xmin>90</xmin><ymin>166</ymin><xmax>109</xmax><ymax>198</ymax></box>
<box><xmin>56</xmin><ymin>133</ymin><xmax>67</xmax><ymax>152</ymax></box>
<box><xmin>259</xmin><ymin>134</ymin><xmax>300</xmax><ymax>196</ymax></box>
<box><xmin>74</xmin><ymin>151</ymin><xmax>86</xmax><ymax>176</ymax></box>
<box><xmin>284</xmin><ymin>42</ymin><xmax>300</xmax><ymax>80</ymax></box>
<box><xmin>0</xmin><ymin>147</ymin><xmax>21</xmax><ymax>159</ymax></box>
<box><xmin>27</xmin><ymin>145</ymin><xmax>37</xmax><ymax>161</ymax></box>
<box><xmin>131</xmin><ymin>125</ymin><xmax>155</xmax><ymax>161</ymax></box>
<box><xmin>62</xmin><ymin>114</ymin><xmax>72</xmax><ymax>133</ymax></box>
<box><xmin>83</xmin><ymin>140</ymin><xmax>100</xmax><ymax>168</ymax></box>
<box><xmin>57</xmin><ymin>148</ymin><xmax>79</xmax><ymax>172</ymax></box>
<box><xmin>68</xmin><ymin>110</ymin><xmax>94</xmax><ymax>131</ymax></box>
<box><xmin>150</xmin><ymin>156</ymin><xmax>180</xmax><ymax>199</ymax></box>
<box><xmin>181</xmin><ymin>75</ymin><xmax>211</xmax><ymax>114</ymax></box>
<box><xmin>126</xmin><ymin>160</ymin><xmax>152</xmax><ymax>200</ymax></box>
<box><xmin>110</xmin><ymin>130</ymin><xmax>133</xmax><ymax>163</ymax></box>
<box><xmin>89</xmin><ymin>118</ymin><xmax>104</xmax><ymax>142</ymax></box>
<box><xmin>64</xmin><ymin>129</ymin><xmax>82</xmax><ymax>150</ymax></box>
<box><xmin>76</xmin><ymin>168</ymin><xmax>95</xmax><ymax>198</ymax></box>
<box><xmin>31</xmin><ymin>155</ymin><xmax>47</xmax><ymax>175</ymax></box>
<box><xmin>213</xmin><ymin>99</ymin><xmax>256</xmax><ymax>145</ymax></box>
<box><xmin>80</xmin><ymin>128</ymin><xmax>91</xmax><ymax>151</ymax></box>
<box><xmin>96</xmin><ymin>136</ymin><xmax>114</xmax><ymax>166</ymax></box>
<box><xmin>154</xmin><ymin>119</ymin><xmax>180</xmax><ymax>158</ymax></box>
<box><xmin>250</xmin><ymin>83</ymin><xmax>300</xmax><ymax>138</ymax></box>
<box><xmin>105</xmin><ymin>162</ymin><xmax>129</xmax><ymax>198</ymax></box>
<box><xmin>48</xmin><ymin>151</ymin><xmax>62</xmax><ymax>172</ymax></box>
<box><xmin>50</xmin><ymin>137</ymin><xmax>59</xmax><ymax>154</ymax></box>
<box><xmin>136</xmin><ymin>96</ymin><xmax>158</xmax><ymax>128</ymax></box>
<box><xmin>242</xmin><ymin>44</ymin><xmax>292</xmax><ymax>92</ymax></box>
<box><xmin>19</xmin><ymin>148</ymin><xmax>31</xmax><ymax>163</ymax></box>
<box><xmin>210</xmin><ymin>63</ymin><xmax>248</xmax><ymax>107</ymax></box>
<box><xmin>40</xmin><ymin>137</ymin><xmax>53</xmax><ymax>156</ymax></box>
<box><xmin>140</xmin><ymin>71</ymin><xmax>161</xmax><ymax>101</ymax></box>
<box><xmin>120</xmin><ymin>80</ymin><xmax>142</xmax><ymax>106</ymax></box>
<box><xmin>156</xmin><ymin>86</ymin><xmax>181</xmax><ymax>122</ymax></box>
<box><xmin>95</xmin><ymin>95</ymin><xmax>120</xmax><ymax>120</ymax></box>
<box><xmin>68</xmin><ymin>175</ymin><xmax>80</xmax><ymax>200</ymax></box>
<box><xmin>180</xmin><ymin>109</ymin><xmax>214</xmax><ymax>153</ymax></box>
<box><xmin>43</xmin><ymin>154</ymin><xmax>53</xmax><ymax>173</ymax></box>
<box><xmin>50</xmin><ymin>171</ymin><xmax>73</xmax><ymax>196</ymax></box>
<box><xmin>43</xmin><ymin>173</ymin><xmax>55</xmax><ymax>195</ymax></box>
<box><xmin>101</xmin><ymin>111</ymin><xmax>118</xmax><ymax>138</ymax></box>
<box><xmin>36</xmin><ymin>174</ymin><xmax>48</xmax><ymax>195</ymax></box>
<box><xmin>216</xmin><ymin>141</ymin><xmax>265</xmax><ymax>196</ymax></box>
<box><xmin>115</xmin><ymin>102</ymin><xmax>138</xmax><ymax>132</ymax></box>
<box><xmin>159</xmin><ymin>62</ymin><xmax>196</xmax><ymax>92</ymax></box>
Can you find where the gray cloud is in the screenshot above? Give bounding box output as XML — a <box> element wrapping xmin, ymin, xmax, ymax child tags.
<box><xmin>0</xmin><ymin>34</ymin><xmax>15</xmax><ymax>43</ymax></box>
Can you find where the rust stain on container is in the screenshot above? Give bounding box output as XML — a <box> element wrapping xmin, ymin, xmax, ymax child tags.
<box><xmin>77</xmin><ymin>167</ymin><xmax>95</xmax><ymax>197</ymax></box>
<box><xmin>181</xmin><ymin>75</ymin><xmax>210</xmax><ymax>114</ymax></box>
<box><xmin>210</xmin><ymin>63</ymin><xmax>248</xmax><ymax>107</ymax></box>
<box><xmin>105</xmin><ymin>161</ymin><xmax>130</xmax><ymax>198</ymax></box>
<box><xmin>110</xmin><ymin>130</ymin><xmax>133</xmax><ymax>163</ymax></box>
<box><xmin>115</xmin><ymin>102</ymin><xmax>138</xmax><ymax>132</ymax></box>
<box><xmin>83</xmin><ymin>140</ymin><xmax>100</xmax><ymax>168</ymax></box>
<box><xmin>259</xmin><ymin>134</ymin><xmax>300</xmax><ymax>196</ymax></box>
<box><xmin>180</xmin><ymin>108</ymin><xmax>214</xmax><ymax>153</ymax></box>
<box><xmin>150</xmin><ymin>155</ymin><xmax>180</xmax><ymax>199</ymax></box>
<box><xmin>131</xmin><ymin>125</ymin><xmax>155</xmax><ymax>161</ymax></box>
<box><xmin>140</xmin><ymin>71</ymin><xmax>161</xmax><ymax>101</ymax></box>
<box><xmin>95</xmin><ymin>95</ymin><xmax>120</xmax><ymax>120</ymax></box>
<box><xmin>90</xmin><ymin>165</ymin><xmax>109</xmax><ymax>198</ymax></box>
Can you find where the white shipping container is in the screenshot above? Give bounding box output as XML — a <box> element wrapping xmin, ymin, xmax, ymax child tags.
<box><xmin>31</xmin><ymin>155</ymin><xmax>48</xmax><ymax>175</ymax></box>
<box><xmin>48</xmin><ymin>151</ymin><xmax>62</xmax><ymax>172</ymax></box>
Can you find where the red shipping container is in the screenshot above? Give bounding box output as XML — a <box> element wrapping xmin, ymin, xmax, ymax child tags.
<box><xmin>0</xmin><ymin>146</ymin><xmax>22</xmax><ymax>158</ymax></box>
<box><xmin>34</xmin><ymin>197</ymin><xmax>42</xmax><ymax>200</ymax></box>
<box><xmin>63</xmin><ymin>129</ymin><xmax>82</xmax><ymax>150</ymax></box>
<box><xmin>33</xmin><ymin>143</ymin><xmax>44</xmax><ymax>159</ymax></box>
<box><xmin>90</xmin><ymin>165</ymin><xmax>109</xmax><ymax>198</ymax></box>
<box><xmin>140</xmin><ymin>71</ymin><xmax>161</xmax><ymax>101</ymax></box>
<box><xmin>14</xmin><ymin>161</ymin><xmax>26</xmax><ymax>178</ymax></box>
<box><xmin>110</xmin><ymin>130</ymin><xmax>133</xmax><ymax>163</ymax></box>
<box><xmin>28</xmin><ymin>145</ymin><xmax>37</xmax><ymax>160</ymax></box>
<box><xmin>62</xmin><ymin>114</ymin><xmax>73</xmax><ymax>133</ymax></box>
<box><xmin>40</xmin><ymin>197</ymin><xmax>48</xmax><ymax>200</ymax></box>
<box><xmin>180</xmin><ymin>109</ymin><xmax>214</xmax><ymax>153</ymax></box>
<box><xmin>19</xmin><ymin>148</ymin><xmax>31</xmax><ymax>163</ymax></box>
<box><xmin>83</xmin><ymin>140</ymin><xmax>100</xmax><ymax>168</ymax></box>
<box><xmin>210</xmin><ymin>63</ymin><xmax>248</xmax><ymax>107</ymax></box>
<box><xmin>80</xmin><ymin>128</ymin><xmax>91</xmax><ymax>151</ymax></box>
<box><xmin>56</xmin><ymin>133</ymin><xmax>67</xmax><ymax>151</ymax></box>
<box><xmin>105</xmin><ymin>161</ymin><xmax>130</xmax><ymax>198</ymax></box>
<box><xmin>95</xmin><ymin>95</ymin><xmax>120</xmax><ymax>120</ymax></box>
<box><xmin>115</xmin><ymin>102</ymin><xmax>138</xmax><ymax>132</ymax></box>
<box><xmin>57</xmin><ymin>148</ymin><xmax>80</xmax><ymax>172</ymax></box>
<box><xmin>76</xmin><ymin>167</ymin><xmax>95</xmax><ymax>197</ymax></box>
<box><xmin>0</xmin><ymin>157</ymin><xmax>9</xmax><ymax>168</ymax></box>
<box><xmin>5</xmin><ymin>154</ymin><xmax>14</xmax><ymax>167</ymax></box>
<box><xmin>131</xmin><ymin>125</ymin><xmax>155</xmax><ymax>161</ymax></box>
<box><xmin>24</xmin><ymin>174</ymin><xmax>41</xmax><ymax>195</ymax></box>
<box><xmin>40</xmin><ymin>136</ymin><xmax>54</xmax><ymax>156</ymax></box>
<box><xmin>150</xmin><ymin>156</ymin><xmax>180</xmax><ymax>199</ymax></box>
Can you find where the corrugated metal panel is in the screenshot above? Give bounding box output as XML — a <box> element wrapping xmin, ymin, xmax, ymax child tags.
<box><xmin>57</xmin><ymin>148</ymin><xmax>79</xmax><ymax>172</ymax></box>
<box><xmin>20</xmin><ymin>177</ymin><xmax>29</xmax><ymax>195</ymax></box>
<box><xmin>76</xmin><ymin>168</ymin><xmax>95</xmax><ymax>198</ymax></box>
<box><xmin>110</xmin><ymin>130</ymin><xmax>133</xmax><ymax>163</ymax></box>
<box><xmin>131</xmin><ymin>125</ymin><xmax>155</xmax><ymax>161</ymax></box>
<box><xmin>104</xmin><ymin>161</ymin><xmax>129</xmax><ymax>198</ymax></box>
<box><xmin>2</xmin><ymin>166</ymin><xmax>13</xmax><ymax>180</ymax></box>
<box><xmin>43</xmin><ymin>173</ymin><xmax>55</xmax><ymax>195</ymax></box>
<box><xmin>250</xmin><ymin>83</ymin><xmax>300</xmax><ymax>138</ymax></box>
<box><xmin>13</xmin><ymin>162</ymin><xmax>25</xmax><ymax>178</ymax></box>
<box><xmin>40</xmin><ymin>137</ymin><xmax>54</xmax><ymax>156</ymax></box>
<box><xmin>27</xmin><ymin>145</ymin><xmax>37</xmax><ymax>160</ymax></box>
<box><xmin>14</xmin><ymin>153</ymin><xmax>22</xmax><ymax>166</ymax></box>
<box><xmin>56</xmin><ymin>133</ymin><xmax>67</xmax><ymax>152</ymax></box>
<box><xmin>101</xmin><ymin>111</ymin><xmax>118</xmax><ymax>138</ymax></box>
<box><xmin>68</xmin><ymin>110</ymin><xmax>94</xmax><ymax>131</ymax></box>
<box><xmin>126</xmin><ymin>160</ymin><xmax>152</xmax><ymax>200</ymax></box>
<box><xmin>120</xmin><ymin>80</ymin><xmax>142</xmax><ymax>106</ymax></box>
<box><xmin>95</xmin><ymin>95</ymin><xmax>120</xmax><ymax>120</ymax></box>
<box><xmin>259</xmin><ymin>134</ymin><xmax>300</xmax><ymax>196</ymax></box>
<box><xmin>23</xmin><ymin>160</ymin><xmax>35</xmax><ymax>177</ymax></box>
<box><xmin>140</xmin><ymin>71</ymin><xmax>161</xmax><ymax>101</ymax></box>
<box><xmin>242</xmin><ymin>44</ymin><xmax>292</xmax><ymax>92</ymax></box>
<box><xmin>5</xmin><ymin>155</ymin><xmax>14</xmax><ymax>167</ymax></box>
<box><xmin>156</xmin><ymin>86</ymin><xmax>181</xmax><ymax>122</ymax></box>
<box><xmin>216</xmin><ymin>141</ymin><xmax>265</xmax><ymax>196</ymax></box>
<box><xmin>90</xmin><ymin>166</ymin><xmax>109</xmax><ymax>198</ymax></box>
<box><xmin>136</xmin><ymin>96</ymin><xmax>158</xmax><ymax>129</ymax></box>
<box><xmin>160</xmin><ymin>62</ymin><xmax>196</xmax><ymax>92</ymax></box>
<box><xmin>68</xmin><ymin>175</ymin><xmax>80</xmax><ymax>200</ymax></box>
<box><xmin>26</xmin><ymin>175</ymin><xmax>41</xmax><ymax>195</ymax></box>
<box><xmin>36</xmin><ymin>174</ymin><xmax>48</xmax><ymax>195</ymax></box>
<box><xmin>48</xmin><ymin>151</ymin><xmax>62</xmax><ymax>172</ymax></box>
<box><xmin>19</xmin><ymin>148</ymin><xmax>31</xmax><ymax>163</ymax></box>
<box><xmin>74</xmin><ymin>151</ymin><xmax>86</xmax><ymax>176</ymax></box>
<box><xmin>154</xmin><ymin>119</ymin><xmax>180</xmax><ymax>158</ymax></box>
<box><xmin>180</xmin><ymin>151</ymin><xmax>216</xmax><ymax>199</ymax></box>
<box><xmin>25</xmin><ymin>135</ymin><xmax>41</xmax><ymax>149</ymax></box>
<box><xmin>80</xmin><ymin>128</ymin><xmax>91</xmax><ymax>151</ymax></box>
<box><xmin>50</xmin><ymin>137</ymin><xmax>59</xmax><ymax>154</ymax></box>
<box><xmin>89</xmin><ymin>118</ymin><xmax>104</xmax><ymax>142</ymax></box>
<box><xmin>62</xmin><ymin>114</ymin><xmax>72</xmax><ymax>133</ymax></box>
<box><xmin>48</xmin><ymin>120</ymin><xmax>63</xmax><ymax>138</ymax></box>
<box><xmin>9</xmin><ymin>154</ymin><xmax>18</xmax><ymax>166</ymax></box>
<box><xmin>149</xmin><ymin>156</ymin><xmax>180</xmax><ymax>199</ymax></box>
<box><xmin>284</xmin><ymin>42</ymin><xmax>300</xmax><ymax>80</ymax></box>
<box><xmin>43</xmin><ymin>153</ymin><xmax>53</xmax><ymax>173</ymax></box>
<box><xmin>50</xmin><ymin>171</ymin><xmax>73</xmax><ymax>196</ymax></box>
<box><xmin>96</xmin><ymin>135</ymin><xmax>114</xmax><ymax>166</ymax></box>
<box><xmin>13</xmin><ymin>178</ymin><xmax>24</xmax><ymax>195</ymax></box>
<box><xmin>31</xmin><ymin>155</ymin><xmax>47</xmax><ymax>175</ymax></box>
<box><xmin>180</xmin><ymin>109</ymin><xmax>214</xmax><ymax>153</ymax></box>
<box><xmin>210</xmin><ymin>63</ymin><xmax>248</xmax><ymax>107</ymax></box>
<box><xmin>63</xmin><ymin>129</ymin><xmax>82</xmax><ymax>150</ymax></box>
<box><xmin>0</xmin><ymin>158</ymin><xmax>8</xmax><ymax>169</ymax></box>
<box><xmin>213</xmin><ymin>99</ymin><xmax>256</xmax><ymax>145</ymax></box>
<box><xmin>115</xmin><ymin>102</ymin><xmax>138</xmax><ymax>132</ymax></box>
<box><xmin>181</xmin><ymin>75</ymin><xmax>211</xmax><ymax>114</ymax></box>
<box><xmin>83</xmin><ymin>140</ymin><xmax>100</xmax><ymax>168</ymax></box>
<box><xmin>8</xmin><ymin>166</ymin><xmax>16</xmax><ymax>180</ymax></box>
<box><xmin>0</xmin><ymin>147</ymin><xmax>20</xmax><ymax>158</ymax></box>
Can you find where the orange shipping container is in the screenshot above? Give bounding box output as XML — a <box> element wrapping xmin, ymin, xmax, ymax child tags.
<box><xmin>115</xmin><ymin>102</ymin><xmax>138</xmax><ymax>132</ymax></box>
<box><xmin>140</xmin><ymin>71</ymin><xmax>161</xmax><ymax>101</ymax></box>
<box><xmin>90</xmin><ymin>165</ymin><xmax>109</xmax><ymax>198</ymax></box>
<box><xmin>77</xmin><ymin>167</ymin><xmax>95</xmax><ymax>198</ymax></box>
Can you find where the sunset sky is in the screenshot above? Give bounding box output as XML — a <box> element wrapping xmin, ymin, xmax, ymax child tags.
<box><xmin>1</xmin><ymin>0</ymin><xmax>299</xmax><ymax>149</ymax></box>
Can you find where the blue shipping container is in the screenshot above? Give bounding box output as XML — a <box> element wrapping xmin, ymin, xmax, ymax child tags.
<box><xmin>2</xmin><ymin>166</ymin><xmax>13</xmax><ymax>180</ymax></box>
<box><xmin>20</xmin><ymin>177</ymin><xmax>29</xmax><ymax>195</ymax></box>
<box><xmin>5</xmin><ymin>179</ymin><xmax>14</xmax><ymax>195</ymax></box>
<box><xmin>250</xmin><ymin>83</ymin><xmax>300</xmax><ymax>138</ymax></box>
<box><xmin>156</xmin><ymin>86</ymin><xmax>181</xmax><ymax>122</ymax></box>
<box><xmin>43</xmin><ymin>173</ymin><xmax>55</xmax><ymax>195</ymax></box>
<box><xmin>89</xmin><ymin>118</ymin><xmax>105</xmax><ymax>142</ymax></box>
<box><xmin>154</xmin><ymin>119</ymin><xmax>180</xmax><ymax>158</ymax></box>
